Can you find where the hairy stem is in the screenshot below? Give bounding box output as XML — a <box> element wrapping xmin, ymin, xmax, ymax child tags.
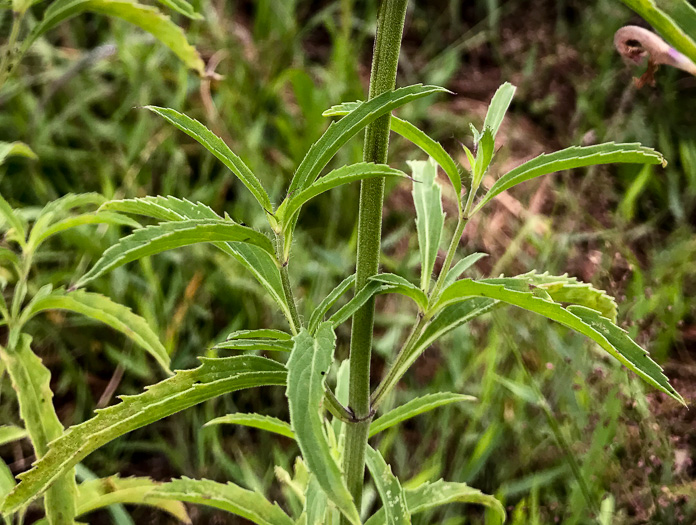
<box><xmin>342</xmin><ymin>0</ymin><xmax>408</xmax><ymax>517</ymax></box>
<box><xmin>275</xmin><ymin>234</ymin><xmax>301</xmax><ymax>335</ymax></box>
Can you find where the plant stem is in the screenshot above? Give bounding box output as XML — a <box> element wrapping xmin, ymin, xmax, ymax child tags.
<box><xmin>275</xmin><ymin>234</ymin><xmax>301</xmax><ymax>335</ymax></box>
<box><xmin>429</xmin><ymin>214</ymin><xmax>467</xmax><ymax>302</ymax></box>
<box><xmin>342</xmin><ymin>0</ymin><xmax>408</xmax><ymax>517</ymax></box>
<box><xmin>0</xmin><ymin>10</ymin><xmax>25</xmax><ymax>90</ymax></box>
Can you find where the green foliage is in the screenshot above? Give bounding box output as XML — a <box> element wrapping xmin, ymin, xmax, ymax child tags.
<box><xmin>364</xmin><ymin>446</ymin><xmax>409</xmax><ymax>524</ymax></box>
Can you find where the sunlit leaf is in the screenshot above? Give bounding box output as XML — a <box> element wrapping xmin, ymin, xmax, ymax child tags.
<box><xmin>483</xmin><ymin>82</ymin><xmax>516</xmax><ymax>139</ymax></box>
<box><xmin>364</xmin><ymin>447</ymin><xmax>410</xmax><ymax>524</ymax></box>
<box><xmin>0</xmin><ymin>141</ymin><xmax>37</xmax><ymax>165</ymax></box>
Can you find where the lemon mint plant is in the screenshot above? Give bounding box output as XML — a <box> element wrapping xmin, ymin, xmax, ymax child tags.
<box><xmin>0</xmin><ymin>0</ymin><xmax>685</xmax><ymax>524</ymax></box>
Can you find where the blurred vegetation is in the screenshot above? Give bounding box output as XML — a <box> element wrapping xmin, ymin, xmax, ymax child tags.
<box><xmin>1</xmin><ymin>0</ymin><xmax>694</xmax><ymax>523</ymax></box>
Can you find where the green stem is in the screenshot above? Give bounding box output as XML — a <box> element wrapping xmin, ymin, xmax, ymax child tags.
<box><xmin>429</xmin><ymin>214</ymin><xmax>467</xmax><ymax>302</ymax></box>
<box><xmin>0</xmin><ymin>10</ymin><xmax>25</xmax><ymax>90</ymax></box>
<box><xmin>275</xmin><ymin>234</ymin><xmax>301</xmax><ymax>336</ymax></box>
<box><xmin>342</xmin><ymin>0</ymin><xmax>408</xmax><ymax>517</ymax></box>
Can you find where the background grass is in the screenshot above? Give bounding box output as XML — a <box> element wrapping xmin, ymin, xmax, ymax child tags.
<box><xmin>1</xmin><ymin>0</ymin><xmax>694</xmax><ymax>523</ymax></box>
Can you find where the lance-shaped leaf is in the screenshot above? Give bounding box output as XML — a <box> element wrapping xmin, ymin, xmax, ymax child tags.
<box><xmin>100</xmin><ymin>195</ymin><xmax>219</xmax><ymax>222</ymax></box>
<box><xmin>323</xmin><ymin>103</ymin><xmax>462</xmax><ymax>206</ymax></box>
<box><xmin>431</xmin><ymin>279</ymin><xmax>683</xmax><ymax>404</ymax></box>
<box><xmin>145</xmin><ymin>108</ymin><xmax>272</xmax><ymax>212</ymax></box>
<box><xmin>0</xmin><ymin>458</ymin><xmax>14</xmax><ymax>506</ymax></box>
<box><xmin>215</xmin><ymin>338</ymin><xmax>293</xmax><ymax>353</ymax></box>
<box><xmin>205</xmin><ymin>413</ymin><xmax>295</xmax><ymax>439</ymax></box>
<box><xmin>226</xmin><ymin>329</ymin><xmax>292</xmax><ymax>340</ymax></box>
<box><xmin>308</xmin><ymin>274</ymin><xmax>355</xmax><ymax>334</ymax></box>
<box><xmin>441</xmin><ymin>253</ymin><xmax>488</xmax><ymax>291</ymax></box>
<box><xmin>149</xmin><ymin>477</ymin><xmax>294</xmax><ymax>525</ymax></box>
<box><xmin>76</xmin><ymin>476</ymin><xmax>189</xmax><ymax>522</ymax></box>
<box><xmin>289</xmin><ymin>84</ymin><xmax>449</xmax><ymax>194</ymax></box>
<box><xmin>304</xmin><ymin>475</ymin><xmax>328</xmax><ymax>525</ymax></box>
<box><xmin>156</xmin><ymin>0</ymin><xmax>202</xmax><ymax>19</ymax></box>
<box><xmin>23</xmin><ymin>0</ymin><xmax>205</xmax><ymax>74</ymax></box>
<box><xmin>1</xmin><ymin>356</ymin><xmax>286</xmax><ymax>513</ymax></box>
<box><xmin>18</xmin><ymin>289</ymin><xmax>170</xmax><ymax>373</ymax></box>
<box><xmin>286</xmin><ymin>324</ymin><xmax>360</xmax><ymax>525</ymax></box>
<box><xmin>369</xmin><ymin>392</ymin><xmax>476</xmax><ymax>438</ymax></box>
<box><xmin>30</xmin><ymin>193</ymin><xmax>108</xmax><ymax>244</ymax></box>
<box><xmin>277</xmin><ymin>163</ymin><xmax>408</xmax><ymax>229</ymax></box>
<box><xmin>0</xmin><ymin>141</ymin><xmax>37</xmax><ymax>165</ymax></box>
<box><xmin>364</xmin><ymin>479</ymin><xmax>505</xmax><ymax>525</ymax></box>
<box><xmin>364</xmin><ymin>447</ymin><xmax>410</xmax><ymax>525</ymax></box>
<box><xmin>473</xmin><ymin>143</ymin><xmax>666</xmax><ymax>214</ymax></box>
<box><xmin>75</xmin><ymin>219</ymin><xmax>275</xmax><ymax>288</ymax></box>
<box><xmin>409</xmin><ymin>159</ymin><xmax>445</xmax><ymax>294</ymax></box>
<box><xmin>368</xmin><ymin>273</ymin><xmax>428</xmax><ymax>312</ymax></box>
<box><xmin>0</xmin><ymin>194</ymin><xmax>27</xmax><ymax>247</ymax></box>
<box><xmin>1</xmin><ymin>336</ymin><xmax>77</xmax><ymax>523</ymax></box>
<box><xmin>483</xmin><ymin>82</ymin><xmax>516</xmax><ymax>140</ymax></box>
<box><xmin>0</xmin><ymin>425</ymin><xmax>28</xmax><ymax>447</ymax></box>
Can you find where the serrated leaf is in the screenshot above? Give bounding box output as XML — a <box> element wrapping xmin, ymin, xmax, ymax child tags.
<box><xmin>483</xmin><ymin>82</ymin><xmax>516</xmax><ymax>139</ymax></box>
<box><xmin>18</xmin><ymin>289</ymin><xmax>171</xmax><ymax>373</ymax></box>
<box><xmin>1</xmin><ymin>336</ymin><xmax>78</xmax><ymax>523</ymax></box>
<box><xmin>368</xmin><ymin>273</ymin><xmax>428</xmax><ymax>312</ymax></box>
<box><xmin>1</xmin><ymin>355</ymin><xmax>286</xmax><ymax>513</ymax></box>
<box><xmin>307</xmin><ymin>274</ymin><xmax>355</xmax><ymax>334</ymax></box>
<box><xmin>156</xmin><ymin>0</ymin><xmax>202</xmax><ymax>19</ymax></box>
<box><xmin>145</xmin><ymin>108</ymin><xmax>272</xmax><ymax>212</ymax></box>
<box><xmin>100</xmin><ymin>195</ymin><xmax>220</xmax><ymax>222</ymax></box>
<box><xmin>409</xmin><ymin>159</ymin><xmax>445</xmax><ymax>294</ymax></box>
<box><xmin>76</xmin><ymin>219</ymin><xmax>275</xmax><ymax>288</ymax></box>
<box><xmin>364</xmin><ymin>479</ymin><xmax>505</xmax><ymax>525</ymax></box>
<box><xmin>205</xmin><ymin>413</ymin><xmax>295</xmax><ymax>439</ymax></box>
<box><xmin>277</xmin><ymin>163</ymin><xmax>408</xmax><ymax>229</ymax></box>
<box><xmin>215</xmin><ymin>338</ymin><xmax>294</xmax><ymax>352</ymax></box>
<box><xmin>226</xmin><ymin>329</ymin><xmax>292</xmax><ymax>341</ymax></box>
<box><xmin>150</xmin><ymin>477</ymin><xmax>294</xmax><ymax>525</ymax></box>
<box><xmin>323</xmin><ymin>103</ymin><xmax>461</xmax><ymax>206</ymax></box>
<box><xmin>364</xmin><ymin>447</ymin><xmax>410</xmax><ymax>524</ymax></box>
<box><xmin>23</xmin><ymin>0</ymin><xmax>205</xmax><ymax>74</ymax></box>
<box><xmin>432</xmin><ymin>279</ymin><xmax>683</xmax><ymax>404</ymax></box>
<box><xmin>76</xmin><ymin>476</ymin><xmax>190</xmax><ymax>522</ymax></box>
<box><xmin>473</xmin><ymin>143</ymin><xmax>666</xmax><ymax>214</ymax></box>
<box><xmin>441</xmin><ymin>253</ymin><xmax>488</xmax><ymax>291</ymax></box>
<box><xmin>369</xmin><ymin>393</ymin><xmax>476</xmax><ymax>438</ymax></box>
<box><xmin>289</xmin><ymin>84</ymin><xmax>449</xmax><ymax>194</ymax></box>
<box><xmin>0</xmin><ymin>425</ymin><xmax>28</xmax><ymax>447</ymax></box>
<box><xmin>0</xmin><ymin>141</ymin><xmax>37</xmax><ymax>165</ymax></box>
<box><xmin>286</xmin><ymin>324</ymin><xmax>360</xmax><ymax>525</ymax></box>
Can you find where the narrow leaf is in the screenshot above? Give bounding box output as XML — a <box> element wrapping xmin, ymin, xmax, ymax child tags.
<box><xmin>19</xmin><ymin>289</ymin><xmax>171</xmax><ymax>373</ymax></box>
<box><xmin>0</xmin><ymin>142</ymin><xmax>37</xmax><ymax>165</ymax></box>
<box><xmin>76</xmin><ymin>219</ymin><xmax>275</xmax><ymax>288</ymax></box>
<box><xmin>473</xmin><ymin>143</ymin><xmax>666</xmax><ymax>214</ymax></box>
<box><xmin>226</xmin><ymin>329</ymin><xmax>292</xmax><ymax>341</ymax></box>
<box><xmin>0</xmin><ymin>425</ymin><xmax>28</xmax><ymax>447</ymax></box>
<box><xmin>156</xmin><ymin>0</ymin><xmax>202</xmax><ymax>19</ymax></box>
<box><xmin>307</xmin><ymin>274</ymin><xmax>355</xmax><ymax>334</ymax></box>
<box><xmin>409</xmin><ymin>159</ymin><xmax>445</xmax><ymax>294</ymax></box>
<box><xmin>0</xmin><ymin>194</ymin><xmax>26</xmax><ymax>247</ymax></box>
<box><xmin>150</xmin><ymin>477</ymin><xmax>294</xmax><ymax>525</ymax></box>
<box><xmin>76</xmin><ymin>476</ymin><xmax>190</xmax><ymax>522</ymax></box>
<box><xmin>483</xmin><ymin>82</ymin><xmax>516</xmax><ymax>139</ymax></box>
<box><xmin>304</xmin><ymin>475</ymin><xmax>328</xmax><ymax>525</ymax></box>
<box><xmin>368</xmin><ymin>274</ymin><xmax>428</xmax><ymax>312</ymax></box>
<box><xmin>205</xmin><ymin>413</ymin><xmax>295</xmax><ymax>439</ymax></box>
<box><xmin>369</xmin><ymin>393</ymin><xmax>476</xmax><ymax>438</ymax></box>
<box><xmin>100</xmin><ymin>195</ymin><xmax>219</xmax><ymax>222</ymax></box>
<box><xmin>441</xmin><ymin>253</ymin><xmax>488</xmax><ymax>291</ymax></box>
<box><xmin>286</xmin><ymin>324</ymin><xmax>360</xmax><ymax>525</ymax></box>
<box><xmin>145</xmin><ymin>108</ymin><xmax>272</xmax><ymax>211</ymax></box>
<box><xmin>364</xmin><ymin>447</ymin><xmax>410</xmax><ymax>525</ymax></box>
<box><xmin>289</xmin><ymin>84</ymin><xmax>449</xmax><ymax>194</ymax></box>
<box><xmin>215</xmin><ymin>338</ymin><xmax>293</xmax><ymax>352</ymax></box>
<box><xmin>1</xmin><ymin>356</ymin><xmax>286</xmax><ymax>513</ymax></box>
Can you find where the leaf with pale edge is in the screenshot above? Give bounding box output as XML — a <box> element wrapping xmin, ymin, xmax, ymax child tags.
<box><xmin>214</xmin><ymin>338</ymin><xmax>293</xmax><ymax>353</ymax></box>
<box><xmin>205</xmin><ymin>413</ymin><xmax>294</xmax><ymax>439</ymax></box>
<box><xmin>0</xmin><ymin>356</ymin><xmax>286</xmax><ymax>514</ymax></box>
<box><xmin>149</xmin><ymin>477</ymin><xmax>293</xmax><ymax>525</ymax></box>
<box><xmin>308</xmin><ymin>274</ymin><xmax>355</xmax><ymax>334</ymax></box>
<box><xmin>441</xmin><ymin>253</ymin><xmax>488</xmax><ymax>291</ymax></box>
<box><xmin>286</xmin><ymin>324</ymin><xmax>360</xmax><ymax>525</ymax></box>
<box><xmin>364</xmin><ymin>447</ymin><xmax>410</xmax><ymax>525</ymax></box>
<box><xmin>483</xmin><ymin>83</ymin><xmax>516</xmax><ymax>139</ymax></box>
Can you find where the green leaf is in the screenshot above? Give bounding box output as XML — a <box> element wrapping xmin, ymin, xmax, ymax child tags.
<box><xmin>145</xmin><ymin>108</ymin><xmax>272</xmax><ymax>212</ymax></box>
<box><xmin>473</xmin><ymin>143</ymin><xmax>666</xmax><ymax>214</ymax></box>
<box><xmin>307</xmin><ymin>274</ymin><xmax>355</xmax><ymax>334</ymax></box>
<box><xmin>368</xmin><ymin>273</ymin><xmax>428</xmax><ymax>312</ymax></box>
<box><xmin>76</xmin><ymin>476</ymin><xmax>190</xmax><ymax>522</ymax></box>
<box><xmin>215</xmin><ymin>338</ymin><xmax>294</xmax><ymax>352</ymax></box>
<box><xmin>432</xmin><ymin>279</ymin><xmax>684</xmax><ymax>404</ymax></box>
<box><xmin>33</xmin><ymin>193</ymin><xmax>107</xmax><ymax>233</ymax></box>
<box><xmin>369</xmin><ymin>393</ymin><xmax>476</xmax><ymax>438</ymax></box>
<box><xmin>1</xmin><ymin>355</ymin><xmax>286</xmax><ymax>513</ymax></box>
<box><xmin>24</xmin><ymin>0</ymin><xmax>205</xmax><ymax>75</ymax></box>
<box><xmin>100</xmin><ymin>195</ymin><xmax>220</xmax><ymax>222</ymax></box>
<box><xmin>364</xmin><ymin>447</ymin><xmax>410</xmax><ymax>525</ymax></box>
<box><xmin>0</xmin><ymin>141</ymin><xmax>37</xmax><ymax>165</ymax></box>
<box><xmin>0</xmin><ymin>425</ymin><xmax>28</xmax><ymax>447</ymax></box>
<box><xmin>409</xmin><ymin>159</ymin><xmax>445</xmax><ymax>294</ymax></box>
<box><xmin>483</xmin><ymin>82</ymin><xmax>516</xmax><ymax>139</ymax></box>
<box><xmin>205</xmin><ymin>413</ymin><xmax>295</xmax><ymax>439</ymax></box>
<box><xmin>621</xmin><ymin>0</ymin><xmax>696</xmax><ymax>64</ymax></box>
<box><xmin>28</xmin><ymin>211</ymin><xmax>141</xmax><ymax>252</ymax></box>
<box><xmin>277</xmin><ymin>163</ymin><xmax>408</xmax><ymax>228</ymax></box>
<box><xmin>18</xmin><ymin>289</ymin><xmax>171</xmax><ymax>373</ymax></box>
<box><xmin>0</xmin><ymin>458</ymin><xmax>14</xmax><ymax>509</ymax></box>
<box><xmin>472</xmin><ymin>128</ymin><xmax>495</xmax><ymax>188</ymax></box>
<box><xmin>323</xmin><ymin>103</ymin><xmax>461</xmax><ymax>206</ymax></box>
<box><xmin>150</xmin><ymin>477</ymin><xmax>294</xmax><ymax>525</ymax></box>
<box><xmin>441</xmin><ymin>253</ymin><xmax>488</xmax><ymax>291</ymax></box>
<box><xmin>226</xmin><ymin>329</ymin><xmax>292</xmax><ymax>341</ymax></box>
<box><xmin>75</xmin><ymin>219</ymin><xmax>275</xmax><ymax>288</ymax></box>
<box><xmin>156</xmin><ymin>0</ymin><xmax>202</xmax><ymax>19</ymax></box>
<box><xmin>289</xmin><ymin>84</ymin><xmax>449</xmax><ymax>194</ymax></box>
<box><xmin>304</xmin><ymin>475</ymin><xmax>328</xmax><ymax>525</ymax></box>
<box><xmin>286</xmin><ymin>324</ymin><xmax>360</xmax><ymax>525</ymax></box>
<box><xmin>364</xmin><ymin>479</ymin><xmax>506</xmax><ymax>525</ymax></box>
<box><xmin>0</xmin><ymin>194</ymin><xmax>27</xmax><ymax>247</ymax></box>
<box><xmin>1</xmin><ymin>336</ymin><xmax>78</xmax><ymax>523</ymax></box>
